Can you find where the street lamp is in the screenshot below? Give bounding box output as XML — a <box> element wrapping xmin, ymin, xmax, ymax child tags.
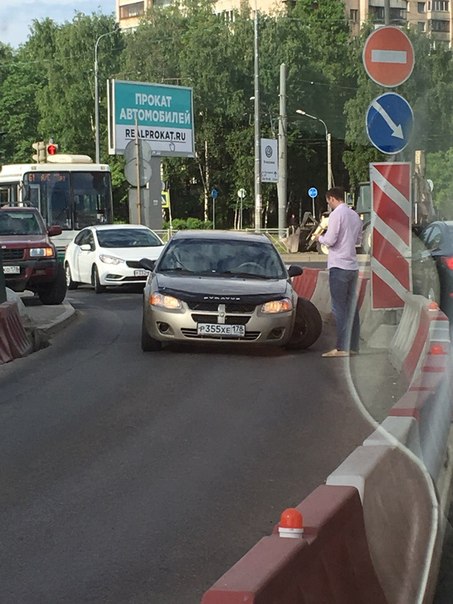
<box><xmin>95</xmin><ymin>31</ymin><xmax>115</xmax><ymax>164</ymax></box>
<box><xmin>296</xmin><ymin>109</ymin><xmax>333</xmax><ymax>190</ymax></box>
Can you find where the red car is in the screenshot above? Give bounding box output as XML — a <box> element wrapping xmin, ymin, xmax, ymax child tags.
<box><xmin>0</xmin><ymin>206</ymin><xmax>67</xmax><ymax>305</ymax></box>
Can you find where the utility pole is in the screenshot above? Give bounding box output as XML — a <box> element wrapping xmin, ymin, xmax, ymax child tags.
<box><xmin>94</xmin><ymin>31</ymin><xmax>115</xmax><ymax>164</ymax></box>
<box><xmin>384</xmin><ymin>0</ymin><xmax>390</xmax><ymax>25</ymax></box>
<box><xmin>253</xmin><ymin>5</ymin><xmax>262</xmax><ymax>232</ymax></box>
<box><xmin>277</xmin><ymin>63</ymin><xmax>287</xmax><ymax>239</ymax></box>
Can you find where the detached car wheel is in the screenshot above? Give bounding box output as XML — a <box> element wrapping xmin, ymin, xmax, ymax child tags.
<box><xmin>37</xmin><ymin>264</ymin><xmax>67</xmax><ymax>305</ymax></box>
<box><xmin>286</xmin><ymin>297</ymin><xmax>322</xmax><ymax>350</ymax></box>
<box><xmin>141</xmin><ymin>318</ymin><xmax>162</xmax><ymax>352</ymax></box>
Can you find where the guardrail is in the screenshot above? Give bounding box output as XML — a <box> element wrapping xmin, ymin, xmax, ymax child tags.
<box><xmin>155</xmin><ymin>228</ymin><xmax>292</xmax><ymax>253</ymax></box>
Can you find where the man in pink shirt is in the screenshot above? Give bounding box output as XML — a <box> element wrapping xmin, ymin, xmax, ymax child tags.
<box><xmin>314</xmin><ymin>187</ymin><xmax>363</xmax><ymax>357</ymax></box>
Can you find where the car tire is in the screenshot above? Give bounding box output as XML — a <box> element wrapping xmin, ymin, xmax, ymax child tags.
<box><xmin>286</xmin><ymin>297</ymin><xmax>322</xmax><ymax>350</ymax></box>
<box><xmin>65</xmin><ymin>263</ymin><xmax>78</xmax><ymax>290</ymax></box>
<box><xmin>360</xmin><ymin>223</ymin><xmax>372</xmax><ymax>255</ymax></box>
<box><xmin>141</xmin><ymin>318</ymin><xmax>162</xmax><ymax>351</ymax></box>
<box><xmin>92</xmin><ymin>266</ymin><xmax>106</xmax><ymax>293</ymax></box>
<box><xmin>37</xmin><ymin>264</ymin><xmax>67</xmax><ymax>305</ymax></box>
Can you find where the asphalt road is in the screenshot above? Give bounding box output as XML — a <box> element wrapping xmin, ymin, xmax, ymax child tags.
<box><xmin>0</xmin><ymin>285</ymin><xmax>402</xmax><ymax>603</ymax></box>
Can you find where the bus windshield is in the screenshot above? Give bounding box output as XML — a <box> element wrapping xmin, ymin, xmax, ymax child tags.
<box><xmin>23</xmin><ymin>170</ymin><xmax>113</xmax><ymax>230</ymax></box>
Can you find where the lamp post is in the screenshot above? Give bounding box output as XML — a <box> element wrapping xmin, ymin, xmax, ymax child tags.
<box><xmin>95</xmin><ymin>31</ymin><xmax>115</xmax><ymax>164</ymax></box>
<box><xmin>296</xmin><ymin>109</ymin><xmax>333</xmax><ymax>190</ymax></box>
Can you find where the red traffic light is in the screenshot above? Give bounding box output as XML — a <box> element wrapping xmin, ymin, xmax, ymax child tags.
<box><xmin>47</xmin><ymin>143</ymin><xmax>58</xmax><ymax>155</ymax></box>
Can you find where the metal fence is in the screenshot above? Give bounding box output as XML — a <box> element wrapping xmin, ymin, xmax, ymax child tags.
<box><xmin>154</xmin><ymin>228</ymin><xmax>291</xmax><ymax>253</ymax></box>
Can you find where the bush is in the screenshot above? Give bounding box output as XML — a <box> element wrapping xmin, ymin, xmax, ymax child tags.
<box><xmin>164</xmin><ymin>218</ymin><xmax>213</xmax><ymax>230</ymax></box>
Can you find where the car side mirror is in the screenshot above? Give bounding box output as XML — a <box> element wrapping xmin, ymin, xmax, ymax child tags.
<box><xmin>139</xmin><ymin>258</ymin><xmax>156</xmax><ymax>272</ymax></box>
<box><xmin>47</xmin><ymin>225</ymin><xmax>62</xmax><ymax>237</ymax></box>
<box><xmin>287</xmin><ymin>265</ymin><xmax>303</xmax><ymax>278</ymax></box>
<box><xmin>80</xmin><ymin>243</ymin><xmax>92</xmax><ymax>252</ymax></box>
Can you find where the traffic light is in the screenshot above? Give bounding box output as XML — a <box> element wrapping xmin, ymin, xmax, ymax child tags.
<box><xmin>32</xmin><ymin>141</ymin><xmax>46</xmax><ymax>163</ymax></box>
<box><xmin>46</xmin><ymin>141</ymin><xmax>58</xmax><ymax>156</ymax></box>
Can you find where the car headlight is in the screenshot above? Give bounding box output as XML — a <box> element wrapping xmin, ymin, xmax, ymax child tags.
<box><xmin>30</xmin><ymin>247</ymin><xmax>54</xmax><ymax>258</ymax></box>
<box><xmin>149</xmin><ymin>292</ymin><xmax>183</xmax><ymax>310</ymax></box>
<box><xmin>99</xmin><ymin>254</ymin><xmax>124</xmax><ymax>265</ymax></box>
<box><xmin>261</xmin><ymin>298</ymin><xmax>293</xmax><ymax>314</ymax></box>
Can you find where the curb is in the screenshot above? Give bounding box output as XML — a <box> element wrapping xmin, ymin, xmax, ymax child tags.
<box><xmin>35</xmin><ymin>302</ymin><xmax>78</xmax><ymax>336</ymax></box>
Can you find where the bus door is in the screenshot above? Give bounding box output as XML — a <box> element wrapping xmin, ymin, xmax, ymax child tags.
<box><xmin>28</xmin><ymin>184</ymin><xmax>42</xmax><ymax>213</ymax></box>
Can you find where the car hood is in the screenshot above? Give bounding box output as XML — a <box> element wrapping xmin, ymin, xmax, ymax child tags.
<box><xmin>154</xmin><ymin>273</ymin><xmax>291</xmax><ymax>302</ymax></box>
<box><xmin>1</xmin><ymin>235</ymin><xmax>49</xmax><ymax>247</ymax></box>
<box><xmin>101</xmin><ymin>246</ymin><xmax>165</xmax><ymax>261</ymax></box>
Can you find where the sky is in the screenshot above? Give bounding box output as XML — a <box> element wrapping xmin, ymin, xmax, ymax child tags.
<box><xmin>0</xmin><ymin>0</ymin><xmax>114</xmax><ymax>49</ymax></box>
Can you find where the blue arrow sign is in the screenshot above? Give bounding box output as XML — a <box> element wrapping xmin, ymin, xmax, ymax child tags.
<box><xmin>366</xmin><ymin>92</ymin><xmax>414</xmax><ymax>155</ymax></box>
<box><xmin>308</xmin><ymin>187</ymin><xmax>318</xmax><ymax>198</ymax></box>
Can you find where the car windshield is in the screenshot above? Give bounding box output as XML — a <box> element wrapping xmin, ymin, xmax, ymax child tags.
<box><xmin>0</xmin><ymin>211</ymin><xmax>42</xmax><ymax>235</ymax></box>
<box><xmin>157</xmin><ymin>239</ymin><xmax>287</xmax><ymax>279</ymax></box>
<box><xmin>96</xmin><ymin>228</ymin><xmax>162</xmax><ymax>248</ymax></box>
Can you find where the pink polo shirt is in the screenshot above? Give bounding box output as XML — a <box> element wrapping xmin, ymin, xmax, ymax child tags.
<box><xmin>318</xmin><ymin>203</ymin><xmax>363</xmax><ymax>270</ymax></box>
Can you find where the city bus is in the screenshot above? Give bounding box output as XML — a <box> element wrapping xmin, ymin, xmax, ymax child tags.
<box><xmin>0</xmin><ymin>154</ymin><xmax>114</xmax><ymax>254</ymax></box>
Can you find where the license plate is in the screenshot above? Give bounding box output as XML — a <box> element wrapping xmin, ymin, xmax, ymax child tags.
<box><xmin>134</xmin><ymin>269</ymin><xmax>149</xmax><ymax>277</ymax></box>
<box><xmin>197</xmin><ymin>323</ymin><xmax>245</xmax><ymax>337</ymax></box>
<box><xmin>3</xmin><ymin>266</ymin><xmax>20</xmax><ymax>274</ymax></box>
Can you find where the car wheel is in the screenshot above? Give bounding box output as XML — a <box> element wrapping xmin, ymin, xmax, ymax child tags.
<box><xmin>360</xmin><ymin>223</ymin><xmax>372</xmax><ymax>255</ymax></box>
<box><xmin>316</xmin><ymin>241</ymin><xmax>329</xmax><ymax>255</ymax></box>
<box><xmin>141</xmin><ymin>318</ymin><xmax>162</xmax><ymax>351</ymax></box>
<box><xmin>37</xmin><ymin>264</ymin><xmax>67</xmax><ymax>305</ymax></box>
<box><xmin>286</xmin><ymin>297</ymin><xmax>323</xmax><ymax>350</ymax></box>
<box><xmin>65</xmin><ymin>263</ymin><xmax>78</xmax><ymax>290</ymax></box>
<box><xmin>92</xmin><ymin>266</ymin><xmax>106</xmax><ymax>293</ymax></box>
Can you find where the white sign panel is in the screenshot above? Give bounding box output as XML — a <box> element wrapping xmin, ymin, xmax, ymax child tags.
<box><xmin>108</xmin><ymin>79</ymin><xmax>195</xmax><ymax>158</ymax></box>
<box><xmin>260</xmin><ymin>138</ymin><xmax>278</xmax><ymax>183</ymax></box>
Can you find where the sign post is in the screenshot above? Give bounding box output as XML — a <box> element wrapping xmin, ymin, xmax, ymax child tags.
<box><xmin>308</xmin><ymin>186</ymin><xmax>318</xmax><ymax>218</ymax></box>
<box><xmin>211</xmin><ymin>187</ymin><xmax>218</xmax><ymax>229</ymax></box>
<box><xmin>237</xmin><ymin>188</ymin><xmax>246</xmax><ymax>229</ymax></box>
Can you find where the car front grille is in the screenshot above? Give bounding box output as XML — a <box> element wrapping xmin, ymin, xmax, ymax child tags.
<box><xmin>181</xmin><ymin>328</ymin><xmax>260</xmax><ymax>341</ymax></box>
<box><xmin>188</xmin><ymin>301</ymin><xmax>256</xmax><ymax>313</ymax></box>
<box><xmin>121</xmin><ymin>275</ymin><xmax>147</xmax><ymax>282</ymax></box>
<box><xmin>2</xmin><ymin>249</ymin><xmax>24</xmax><ymax>261</ymax></box>
<box><xmin>191</xmin><ymin>314</ymin><xmax>250</xmax><ymax>325</ymax></box>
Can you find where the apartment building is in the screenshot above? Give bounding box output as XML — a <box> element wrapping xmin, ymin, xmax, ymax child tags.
<box><xmin>115</xmin><ymin>0</ymin><xmax>452</xmax><ymax>46</ymax></box>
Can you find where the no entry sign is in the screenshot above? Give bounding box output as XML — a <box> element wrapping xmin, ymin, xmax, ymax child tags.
<box><xmin>363</xmin><ymin>26</ymin><xmax>414</xmax><ymax>88</ymax></box>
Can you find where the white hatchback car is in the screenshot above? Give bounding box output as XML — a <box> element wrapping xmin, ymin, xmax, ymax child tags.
<box><xmin>64</xmin><ymin>224</ymin><xmax>165</xmax><ymax>292</ymax></box>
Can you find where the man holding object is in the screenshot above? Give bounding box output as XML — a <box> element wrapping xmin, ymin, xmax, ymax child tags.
<box><xmin>314</xmin><ymin>187</ymin><xmax>363</xmax><ymax>358</ymax></box>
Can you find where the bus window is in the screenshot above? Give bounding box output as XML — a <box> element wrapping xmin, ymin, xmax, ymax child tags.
<box><xmin>0</xmin><ymin>184</ymin><xmax>18</xmax><ymax>206</ymax></box>
<box><xmin>73</xmin><ymin>172</ymin><xmax>112</xmax><ymax>227</ymax></box>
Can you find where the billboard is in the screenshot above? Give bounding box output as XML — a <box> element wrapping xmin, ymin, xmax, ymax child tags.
<box><xmin>108</xmin><ymin>79</ymin><xmax>195</xmax><ymax>158</ymax></box>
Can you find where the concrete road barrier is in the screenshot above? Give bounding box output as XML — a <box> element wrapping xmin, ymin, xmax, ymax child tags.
<box><xmin>0</xmin><ymin>300</ymin><xmax>33</xmax><ymax>364</ymax></box>
<box><xmin>326</xmin><ymin>444</ymin><xmax>437</xmax><ymax>604</ymax></box>
<box><xmin>202</xmin><ymin>272</ymin><xmax>452</xmax><ymax>604</ymax></box>
<box><xmin>202</xmin><ymin>486</ymin><xmax>387</xmax><ymax>604</ymax></box>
